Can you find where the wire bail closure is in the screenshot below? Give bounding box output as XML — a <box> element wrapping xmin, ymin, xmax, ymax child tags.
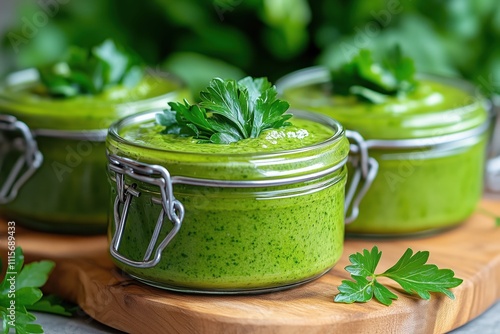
<box><xmin>108</xmin><ymin>154</ymin><xmax>184</xmax><ymax>268</ymax></box>
<box><xmin>344</xmin><ymin>130</ymin><xmax>379</xmax><ymax>224</ymax></box>
<box><xmin>0</xmin><ymin>115</ymin><xmax>43</xmax><ymax>204</ymax></box>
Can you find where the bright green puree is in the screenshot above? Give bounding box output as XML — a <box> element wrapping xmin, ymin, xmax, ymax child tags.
<box><xmin>108</xmin><ymin>116</ymin><xmax>348</xmax><ymax>291</ymax></box>
<box><xmin>0</xmin><ymin>74</ymin><xmax>188</xmax><ymax>234</ymax></box>
<box><xmin>283</xmin><ymin>77</ymin><xmax>489</xmax><ymax>235</ymax></box>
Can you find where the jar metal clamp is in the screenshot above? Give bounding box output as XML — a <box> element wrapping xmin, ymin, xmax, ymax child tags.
<box><xmin>0</xmin><ymin>114</ymin><xmax>107</xmax><ymax>204</ymax></box>
<box><xmin>0</xmin><ymin>115</ymin><xmax>42</xmax><ymax>204</ymax></box>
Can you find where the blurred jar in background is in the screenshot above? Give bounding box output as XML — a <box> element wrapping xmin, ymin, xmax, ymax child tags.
<box><xmin>0</xmin><ymin>40</ymin><xmax>190</xmax><ymax>234</ymax></box>
<box><xmin>278</xmin><ymin>65</ymin><xmax>491</xmax><ymax>237</ymax></box>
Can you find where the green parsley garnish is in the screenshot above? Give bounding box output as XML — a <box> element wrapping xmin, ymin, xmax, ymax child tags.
<box><xmin>330</xmin><ymin>46</ymin><xmax>417</xmax><ymax>103</ymax></box>
<box><xmin>1</xmin><ymin>247</ymin><xmax>56</xmax><ymax>333</ymax></box>
<box><xmin>37</xmin><ymin>39</ymin><xmax>144</xmax><ymax>97</ymax></box>
<box><xmin>334</xmin><ymin>246</ymin><xmax>463</xmax><ymax>306</ymax></box>
<box><xmin>156</xmin><ymin>77</ymin><xmax>291</xmax><ymax>144</ymax></box>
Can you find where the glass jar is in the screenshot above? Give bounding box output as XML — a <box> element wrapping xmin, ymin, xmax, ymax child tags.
<box><xmin>486</xmin><ymin>95</ymin><xmax>500</xmax><ymax>194</ymax></box>
<box><xmin>277</xmin><ymin>67</ymin><xmax>491</xmax><ymax>237</ymax></box>
<box><xmin>105</xmin><ymin>109</ymin><xmax>376</xmax><ymax>293</ymax></box>
<box><xmin>0</xmin><ymin>68</ymin><xmax>190</xmax><ymax>234</ymax></box>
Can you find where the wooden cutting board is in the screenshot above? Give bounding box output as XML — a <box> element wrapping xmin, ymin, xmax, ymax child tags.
<box><xmin>1</xmin><ymin>197</ymin><xmax>500</xmax><ymax>334</ymax></box>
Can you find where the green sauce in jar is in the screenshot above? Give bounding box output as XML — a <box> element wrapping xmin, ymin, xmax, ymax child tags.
<box><xmin>121</xmin><ymin>119</ymin><xmax>336</xmax><ymax>154</ymax></box>
<box><xmin>106</xmin><ymin>110</ymin><xmax>349</xmax><ymax>292</ymax></box>
<box><xmin>0</xmin><ymin>70</ymin><xmax>190</xmax><ymax>234</ymax></box>
<box><xmin>278</xmin><ymin>67</ymin><xmax>490</xmax><ymax>236</ymax></box>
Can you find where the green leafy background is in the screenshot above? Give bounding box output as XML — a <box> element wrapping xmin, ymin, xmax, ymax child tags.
<box><xmin>0</xmin><ymin>0</ymin><xmax>499</xmax><ymax>96</ymax></box>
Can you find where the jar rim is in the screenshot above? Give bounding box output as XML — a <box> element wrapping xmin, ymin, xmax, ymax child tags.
<box><xmin>276</xmin><ymin>66</ymin><xmax>487</xmax><ymax>105</ymax></box>
<box><xmin>106</xmin><ymin>109</ymin><xmax>350</xmax><ymax>181</ymax></box>
<box><xmin>276</xmin><ymin>66</ymin><xmax>491</xmax><ymax>140</ymax></box>
<box><xmin>0</xmin><ymin>68</ymin><xmax>188</xmax><ymax>131</ymax></box>
<box><xmin>107</xmin><ymin>109</ymin><xmax>346</xmax><ymax>158</ymax></box>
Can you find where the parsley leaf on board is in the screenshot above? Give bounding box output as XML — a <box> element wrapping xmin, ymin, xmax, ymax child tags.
<box><xmin>0</xmin><ymin>247</ymin><xmax>56</xmax><ymax>333</ymax></box>
<box><xmin>156</xmin><ymin>77</ymin><xmax>291</xmax><ymax>144</ymax></box>
<box><xmin>37</xmin><ymin>39</ymin><xmax>144</xmax><ymax>98</ymax></box>
<box><xmin>334</xmin><ymin>246</ymin><xmax>463</xmax><ymax>306</ymax></box>
<box><xmin>330</xmin><ymin>46</ymin><xmax>417</xmax><ymax>103</ymax></box>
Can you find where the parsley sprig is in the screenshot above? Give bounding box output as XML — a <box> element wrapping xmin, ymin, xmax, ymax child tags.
<box><xmin>156</xmin><ymin>77</ymin><xmax>291</xmax><ymax>144</ymax></box>
<box><xmin>330</xmin><ymin>47</ymin><xmax>417</xmax><ymax>103</ymax></box>
<box><xmin>0</xmin><ymin>247</ymin><xmax>75</xmax><ymax>334</ymax></box>
<box><xmin>37</xmin><ymin>39</ymin><xmax>144</xmax><ymax>97</ymax></box>
<box><xmin>335</xmin><ymin>246</ymin><xmax>463</xmax><ymax>306</ymax></box>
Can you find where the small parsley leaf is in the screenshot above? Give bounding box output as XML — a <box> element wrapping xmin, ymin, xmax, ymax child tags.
<box><xmin>334</xmin><ymin>275</ymin><xmax>374</xmax><ymax>304</ymax></box>
<box><xmin>157</xmin><ymin>77</ymin><xmax>291</xmax><ymax>144</ymax></box>
<box><xmin>382</xmin><ymin>248</ymin><xmax>462</xmax><ymax>300</ymax></box>
<box><xmin>345</xmin><ymin>246</ymin><xmax>382</xmax><ymax>277</ymax></box>
<box><xmin>28</xmin><ymin>295</ymin><xmax>78</xmax><ymax>317</ymax></box>
<box><xmin>373</xmin><ymin>280</ymin><xmax>398</xmax><ymax>306</ymax></box>
<box><xmin>335</xmin><ymin>246</ymin><xmax>463</xmax><ymax>306</ymax></box>
<box><xmin>37</xmin><ymin>39</ymin><xmax>144</xmax><ymax>98</ymax></box>
<box><xmin>330</xmin><ymin>46</ymin><xmax>417</xmax><ymax>103</ymax></box>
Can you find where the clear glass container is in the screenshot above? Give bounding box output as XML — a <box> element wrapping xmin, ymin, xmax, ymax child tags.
<box><xmin>105</xmin><ymin>109</ymin><xmax>367</xmax><ymax>293</ymax></box>
<box><xmin>0</xmin><ymin>68</ymin><xmax>190</xmax><ymax>234</ymax></box>
<box><xmin>277</xmin><ymin>67</ymin><xmax>491</xmax><ymax>237</ymax></box>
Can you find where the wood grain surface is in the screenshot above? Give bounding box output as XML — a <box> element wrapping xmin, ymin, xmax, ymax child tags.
<box><xmin>1</xmin><ymin>197</ymin><xmax>499</xmax><ymax>334</ymax></box>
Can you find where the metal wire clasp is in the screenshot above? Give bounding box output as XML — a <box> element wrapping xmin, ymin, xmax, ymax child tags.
<box><xmin>0</xmin><ymin>115</ymin><xmax>43</xmax><ymax>204</ymax></box>
<box><xmin>345</xmin><ymin>130</ymin><xmax>379</xmax><ymax>224</ymax></box>
<box><xmin>108</xmin><ymin>154</ymin><xmax>184</xmax><ymax>268</ymax></box>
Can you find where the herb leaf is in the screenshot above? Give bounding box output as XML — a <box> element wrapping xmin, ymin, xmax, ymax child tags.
<box><xmin>330</xmin><ymin>46</ymin><xmax>417</xmax><ymax>103</ymax></box>
<box><xmin>16</xmin><ymin>261</ymin><xmax>55</xmax><ymax>290</ymax></box>
<box><xmin>28</xmin><ymin>295</ymin><xmax>78</xmax><ymax>317</ymax></box>
<box><xmin>199</xmin><ymin>78</ymin><xmax>250</xmax><ymax>138</ymax></box>
<box><xmin>37</xmin><ymin>39</ymin><xmax>144</xmax><ymax>98</ymax></box>
<box><xmin>382</xmin><ymin>248</ymin><xmax>462</xmax><ymax>300</ymax></box>
<box><xmin>0</xmin><ymin>247</ymin><xmax>56</xmax><ymax>333</ymax></box>
<box><xmin>373</xmin><ymin>280</ymin><xmax>398</xmax><ymax>306</ymax></box>
<box><xmin>344</xmin><ymin>246</ymin><xmax>382</xmax><ymax>277</ymax></box>
<box><xmin>157</xmin><ymin>77</ymin><xmax>291</xmax><ymax>144</ymax></box>
<box><xmin>334</xmin><ymin>246</ymin><xmax>463</xmax><ymax>306</ymax></box>
<box><xmin>334</xmin><ymin>275</ymin><xmax>374</xmax><ymax>304</ymax></box>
